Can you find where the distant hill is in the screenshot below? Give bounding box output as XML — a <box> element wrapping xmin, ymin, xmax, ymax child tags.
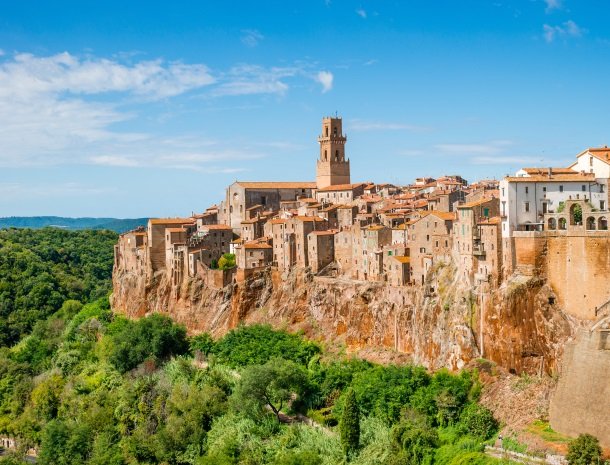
<box><xmin>0</xmin><ymin>216</ymin><xmax>148</xmax><ymax>233</ymax></box>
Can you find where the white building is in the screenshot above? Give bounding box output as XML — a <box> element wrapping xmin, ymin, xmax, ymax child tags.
<box><xmin>500</xmin><ymin>169</ymin><xmax>605</xmax><ymax>238</ymax></box>
<box><xmin>569</xmin><ymin>147</ymin><xmax>610</xmax><ymax>178</ymax></box>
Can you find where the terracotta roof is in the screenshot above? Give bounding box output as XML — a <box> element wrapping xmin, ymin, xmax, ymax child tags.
<box><xmin>393</xmin><ymin>256</ymin><xmax>410</xmax><ymax>264</ymax></box>
<box><xmin>320</xmin><ymin>204</ymin><xmax>340</xmax><ymax>212</ymax></box>
<box><xmin>166</xmin><ymin>227</ymin><xmax>186</xmax><ymax>233</ymax></box>
<box><xmin>244</xmin><ymin>242</ymin><xmax>273</xmax><ymax>249</ymax></box>
<box><xmin>293</xmin><ymin>216</ymin><xmax>326</xmax><ymax>222</ymax></box>
<box><xmin>365</xmin><ymin>225</ymin><xmax>386</xmax><ymax>231</ymax></box>
<box><xmin>241</xmin><ymin>218</ymin><xmax>264</xmax><ymax>224</ymax></box>
<box><xmin>269</xmin><ymin>219</ymin><xmax>288</xmax><ymax>225</ymax></box>
<box><xmin>504</xmin><ymin>174</ymin><xmax>595</xmax><ymax>182</ymax></box>
<box><xmin>316</xmin><ymin>183</ymin><xmax>365</xmax><ymax>192</ymax></box>
<box><xmin>522</xmin><ymin>167</ymin><xmax>577</xmax><ymax>175</ymax></box>
<box><xmin>309</xmin><ymin>230</ymin><xmax>337</xmax><ymax>236</ymax></box>
<box><xmin>338</xmin><ymin>205</ymin><xmax>356</xmax><ymax>209</ymax></box>
<box><xmin>425</xmin><ymin>211</ymin><xmax>456</xmax><ymax>221</ymax></box>
<box><xmin>478</xmin><ymin>216</ymin><xmax>502</xmax><ymax>225</ymax></box>
<box><xmin>299</xmin><ymin>198</ymin><xmax>318</xmax><ymax>203</ymax></box>
<box><xmin>246</xmin><ymin>204</ymin><xmax>263</xmax><ymax>211</ymax></box>
<box><xmin>457</xmin><ymin>198</ymin><xmax>497</xmax><ymax>208</ymax></box>
<box><xmin>235</xmin><ymin>181</ymin><xmax>316</xmax><ymax>189</ymax></box>
<box><xmin>576</xmin><ymin>147</ymin><xmax>610</xmax><ymax>164</ymax></box>
<box><xmin>201</xmin><ymin>224</ymin><xmax>233</xmax><ymax>230</ymax></box>
<box><xmin>149</xmin><ymin>218</ymin><xmax>193</xmax><ymax>225</ymax></box>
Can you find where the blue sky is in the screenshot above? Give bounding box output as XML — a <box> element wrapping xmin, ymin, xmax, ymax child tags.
<box><xmin>1</xmin><ymin>0</ymin><xmax>610</xmax><ymax>217</ymax></box>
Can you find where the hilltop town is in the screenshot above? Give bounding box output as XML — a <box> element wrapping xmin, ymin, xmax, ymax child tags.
<box><xmin>113</xmin><ymin>116</ymin><xmax>610</xmax><ymax>446</ymax></box>
<box><xmin>116</xmin><ymin>116</ymin><xmax>610</xmax><ymax>322</ymax></box>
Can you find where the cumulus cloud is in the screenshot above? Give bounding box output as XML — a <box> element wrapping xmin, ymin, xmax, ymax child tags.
<box><xmin>241</xmin><ymin>29</ymin><xmax>264</xmax><ymax>47</ymax></box>
<box><xmin>315</xmin><ymin>71</ymin><xmax>334</xmax><ymax>93</ymax></box>
<box><xmin>543</xmin><ymin>20</ymin><xmax>585</xmax><ymax>43</ymax></box>
<box><xmin>0</xmin><ymin>51</ymin><xmax>332</xmax><ymax>170</ymax></box>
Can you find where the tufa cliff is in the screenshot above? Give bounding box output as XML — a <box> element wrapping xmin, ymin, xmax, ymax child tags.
<box><xmin>112</xmin><ymin>261</ymin><xmax>574</xmax><ymax>375</ymax></box>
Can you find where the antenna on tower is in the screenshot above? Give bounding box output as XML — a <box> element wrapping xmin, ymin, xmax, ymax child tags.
<box><xmin>335</xmin><ymin>110</ymin><xmax>338</xmax><ymax>118</ymax></box>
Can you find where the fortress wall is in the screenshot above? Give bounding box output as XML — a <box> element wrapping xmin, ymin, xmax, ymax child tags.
<box><xmin>549</xmin><ymin>329</ymin><xmax>610</xmax><ymax>447</ymax></box>
<box><xmin>545</xmin><ymin>236</ymin><xmax>610</xmax><ymax>320</ymax></box>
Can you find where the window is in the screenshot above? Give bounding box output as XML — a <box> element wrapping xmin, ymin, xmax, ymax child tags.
<box><xmin>601</xmin><ymin>185</ymin><xmax>605</xmax><ymax>193</ymax></box>
<box><xmin>524</xmin><ymin>201</ymin><xmax>530</xmax><ymax>213</ymax></box>
<box><xmin>582</xmin><ymin>185</ymin><xmax>586</xmax><ymax>192</ymax></box>
<box><xmin>601</xmin><ymin>200</ymin><xmax>606</xmax><ymax>210</ymax></box>
<box><xmin>590</xmin><ymin>156</ymin><xmax>594</xmax><ymax>166</ymax></box>
<box><xmin>543</xmin><ymin>186</ymin><xmax>547</xmax><ymax>192</ymax></box>
<box><xmin>559</xmin><ymin>185</ymin><xmax>564</xmax><ymax>193</ymax></box>
<box><xmin>525</xmin><ymin>186</ymin><xmax>529</xmax><ymax>194</ymax></box>
<box><xmin>483</xmin><ymin>207</ymin><xmax>489</xmax><ymax>217</ymax></box>
<box><xmin>501</xmin><ymin>188</ymin><xmax>505</xmax><ymax>196</ymax></box>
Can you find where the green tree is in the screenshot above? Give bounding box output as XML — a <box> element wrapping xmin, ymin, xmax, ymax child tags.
<box><xmin>340</xmin><ymin>388</ymin><xmax>360</xmax><ymax>460</ymax></box>
<box><xmin>232</xmin><ymin>358</ymin><xmax>309</xmax><ymax>422</ymax></box>
<box><xmin>391</xmin><ymin>411</ymin><xmax>438</xmax><ymax>465</ymax></box>
<box><xmin>567</xmin><ymin>433</ymin><xmax>602</xmax><ymax>465</ymax></box>
<box><xmin>190</xmin><ymin>332</ymin><xmax>215</xmax><ymax>357</ymax></box>
<box><xmin>217</xmin><ymin>253</ymin><xmax>236</xmax><ymax>270</ymax></box>
<box><xmin>458</xmin><ymin>403</ymin><xmax>498</xmax><ymax>439</ymax></box>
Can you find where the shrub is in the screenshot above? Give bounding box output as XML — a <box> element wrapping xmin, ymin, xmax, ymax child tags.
<box><xmin>566</xmin><ymin>433</ymin><xmax>602</xmax><ymax>465</ymax></box>
<box><xmin>458</xmin><ymin>404</ymin><xmax>498</xmax><ymax>440</ymax></box>
<box><xmin>213</xmin><ymin>325</ymin><xmax>320</xmax><ymax>367</ymax></box>
<box><xmin>218</xmin><ymin>253</ymin><xmax>236</xmax><ymax>270</ymax></box>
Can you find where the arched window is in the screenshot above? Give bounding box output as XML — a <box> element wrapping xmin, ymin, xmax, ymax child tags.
<box><xmin>335</xmin><ymin>149</ymin><xmax>339</xmax><ymax>161</ymax></box>
<box><xmin>586</xmin><ymin>217</ymin><xmax>596</xmax><ymax>230</ymax></box>
<box><xmin>599</xmin><ymin>217</ymin><xmax>608</xmax><ymax>230</ymax></box>
<box><xmin>559</xmin><ymin>217</ymin><xmax>567</xmax><ymax>230</ymax></box>
<box><xmin>547</xmin><ymin>217</ymin><xmax>556</xmax><ymax>230</ymax></box>
<box><xmin>325</xmin><ymin>127</ymin><xmax>329</xmax><ymax>137</ymax></box>
<box><xmin>570</xmin><ymin>203</ymin><xmax>582</xmax><ymax>225</ymax></box>
<box><xmin>333</xmin><ymin>126</ymin><xmax>337</xmax><ymax>136</ymax></box>
<box><xmin>324</xmin><ymin>150</ymin><xmax>327</xmax><ymax>161</ymax></box>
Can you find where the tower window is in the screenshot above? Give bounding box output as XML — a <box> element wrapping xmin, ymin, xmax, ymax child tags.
<box><xmin>335</xmin><ymin>150</ymin><xmax>339</xmax><ymax>161</ymax></box>
<box><xmin>325</xmin><ymin>127</ymin><xmax>329</xmax><ymax>137</ymax></box>
<box><xmin>324</xmin><ymin>150</ymin><xmax>327</xmax><ymax>161</ymax></box>
<box><xmin>333</xmin><ymin>127</ymin><xmax>337</xmax><ymax>136</ymax></box>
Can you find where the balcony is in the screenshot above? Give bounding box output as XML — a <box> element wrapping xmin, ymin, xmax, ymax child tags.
<box><xmin>473</xmin><ymin>244</ymin><xmax>486</xmax><ymax>257</ymax></box>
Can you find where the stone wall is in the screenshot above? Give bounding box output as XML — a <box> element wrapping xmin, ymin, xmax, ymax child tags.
<box><xmin>549</xmin><ymin>328</ymin><xmax>610</xmax><ymax>448</ymax></box>
<box><xmin>545</xmin><ymin>235</ymin><xmax>610</xmax><ymax>320</ymax></box>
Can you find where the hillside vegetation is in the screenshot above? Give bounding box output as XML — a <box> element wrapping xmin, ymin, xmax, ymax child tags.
<box><xmin>0</xmin><ymin>228</ymin><xmax>519</xmax><ymax>465</ymax></box>
<box><xmin>0</xmin><ymin>217</ymin><xmax>147</xmax><ymax>233</ymax></box>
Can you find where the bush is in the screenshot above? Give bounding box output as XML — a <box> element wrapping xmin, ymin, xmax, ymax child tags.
<box><xmin>218</xmin><ymin>253</ymin><xmax>236</xmax><ymax>270</ymax></box>
<box><xmin>213</xmin><ymin>325</ymin><xmax>321</xmax><ymax>368</ymax></box>
<box><xmin>567</xmin><ymin>434</ymin><xmax>602</xmax><ymax>465</ymax></box>
<box><xmin>107</xmin><ymin>314</ymin><xmax>189</xmax><ymax>373</ymax></box>
<box><xmin>458</xmin><ymin>404</ymin><xmax>498</xmax><ymax>440</ymax></box>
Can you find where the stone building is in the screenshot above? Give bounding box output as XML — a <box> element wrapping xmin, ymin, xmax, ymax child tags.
<box><xmin>386</xmin><ymin>255</ymin><xmax>410</xmax><ymax>286</ymax></box>
<box><xmin>353</xmin><ymin>224</ymin><xmax>392</xmax><ymax>281</ymax></box>
<box><xmin>147</xmin><ymin>218</ymin><xmax>194</xmax><ymax>273</ymax></box>
<box><xmin>454</xmin><ymin>198</ymin><xmax>499</xmax><ymax>281</ymax></box>
<box><xmin>307</xmin><ymin>230</ymin><xmax>337</xmax><ymax>273</ymax></box>
<box><xmin>219</xmin><ymin>181</ymin><xmax>316</xmax><ymax>230</ymax></box>
<box><xmin>114</xmin><ymin>228</ymin><xmax>148</xmax><ymax>274</ymax></box>
<box><xmin>315</xmin><ymin>183</ymin><xmax>365</xmax><ymax>204</ymax></box>
<box><xmin>408</xmin><ymin>211</ymin><xmax>455</xmax><ymax>285</ymax></box>
<box><xmin>316</xmin><ymin>117</ymin><xmax>351</xmax><ymax>188</ymax></box>
<box><xmin>235</xmin><ymin>240</ymin><xmax>273</xmax><ymax>269</ymax></box>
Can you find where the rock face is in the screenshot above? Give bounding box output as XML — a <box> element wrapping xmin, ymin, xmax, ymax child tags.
<box><xmin>111</xmin><ymin>262</ymin><xmax>574</xmax><ymax>374</ymax></box>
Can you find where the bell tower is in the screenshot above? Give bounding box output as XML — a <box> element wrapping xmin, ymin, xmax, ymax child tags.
<box><xmin>316</xmin><ymin>116</ymin><xmax>351</xmax><ymax>189</ymax></box>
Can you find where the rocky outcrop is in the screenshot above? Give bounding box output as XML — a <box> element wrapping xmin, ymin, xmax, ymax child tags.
<box><xmin>111</xmin><ymin>262</ymin><xmax>575</xmax><ymax>374</ymax></box>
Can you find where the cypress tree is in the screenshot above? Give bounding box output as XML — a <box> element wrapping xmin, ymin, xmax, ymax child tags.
<box><xmin>340</xmin><ymin>387</ymin><xmax>360</xmax><ymax>460</ymax></box>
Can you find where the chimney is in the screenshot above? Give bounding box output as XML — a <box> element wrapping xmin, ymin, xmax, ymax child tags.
<box><xmin>548</xmin><ymin>167</ymin><xmax>552</xmax><ymax>178</ymax></box>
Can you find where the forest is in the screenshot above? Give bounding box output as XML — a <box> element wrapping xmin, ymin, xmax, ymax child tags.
<box><xmin>0</xmin><ymin>228</ymin><xmax>600</xmax><ymax>465</ymax></box>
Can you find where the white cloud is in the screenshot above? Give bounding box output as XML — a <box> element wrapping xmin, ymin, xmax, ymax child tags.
<box><xmin>356</xmin><ymin>8</ymin><xmax>367</xmax><ymax>18</ymax></box>
<box><xmin>351</xmin><ymin>120</ymin><xmax>430</xmax><ymax>132</ymax></box>
<box><xmin>543</xmin><ymin>20</ymin><xmax>585</xmax><ymax>43</ymax></box>
<box><xmin>544</xmin><ymin>0</ymin><xmax>562</xmax><ymax>13</ymax></box>
<box><xmin>0</xmin><ymin>52</ymin><xmax>215</xmax><ymax>100</ymax></box>
<box><xmin>0</xmin><ymin>51</ymin><xmax>331</xmax><ymax>170</ymax></box>
<box><xmin>241</xmin><ymin>29</ymin><xmax>264</xmax><ymax>48</ymax></box>
<box><xmin>315</xmin><ymin>71</ymin><xmax>334</xmax><ymax>93</ymax></box>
